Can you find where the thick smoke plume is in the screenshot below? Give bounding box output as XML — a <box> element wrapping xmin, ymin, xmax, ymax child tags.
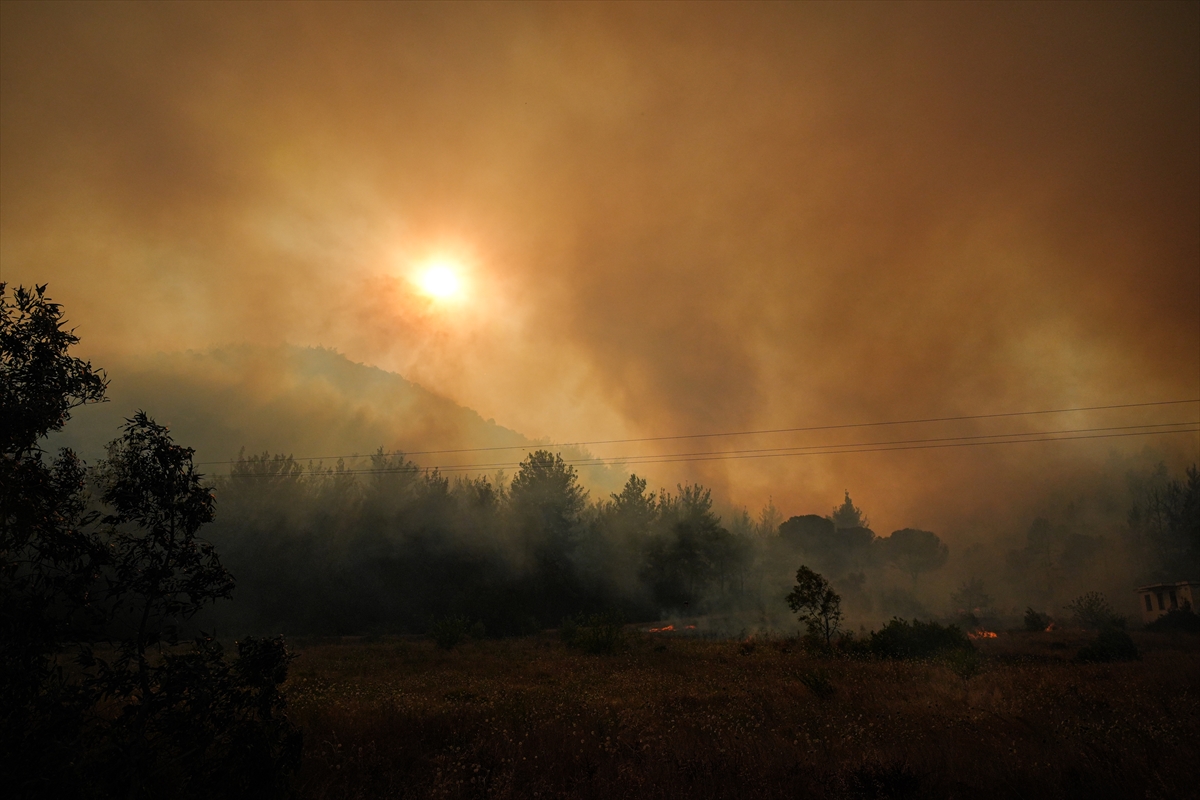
<box><xmin>3</xmin><ymin>3</ymin><xmax>1197</xmax><ymax>538</ymax></box>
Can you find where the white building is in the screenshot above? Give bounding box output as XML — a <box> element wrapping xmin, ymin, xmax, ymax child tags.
<box><xmin>1136</xmin><ymin>581</ymin><xmax>1199</xmax><ymax>624</ymax></box>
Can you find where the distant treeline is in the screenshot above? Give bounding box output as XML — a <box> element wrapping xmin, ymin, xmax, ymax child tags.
<box><xmin>204</xmin><ymin>448</ymin><xmax>1199</xmax><ymax>637</ymax></box>
<box><xmin>203</xmin><ymin>452</ymin><xmax>959</xmax><ymax>635</ymax></box>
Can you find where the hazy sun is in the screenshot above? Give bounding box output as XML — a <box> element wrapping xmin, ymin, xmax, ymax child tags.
<box><xmin>415</xmin><ymin>260</ymin><xmax>463</xmax><ymax>301</ymax></box>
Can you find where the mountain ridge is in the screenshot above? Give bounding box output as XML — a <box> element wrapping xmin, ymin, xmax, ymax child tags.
<box><xmin>50</xmin><ymin>343</ymin><xmax>535</xmax><ymax>474</ymax></box>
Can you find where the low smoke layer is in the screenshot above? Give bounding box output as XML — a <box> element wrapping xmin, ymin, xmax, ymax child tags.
<box><xmin>3</xmin><ymin>2</ymin><xmax>1197</xmax><ymax>536</ymax></box>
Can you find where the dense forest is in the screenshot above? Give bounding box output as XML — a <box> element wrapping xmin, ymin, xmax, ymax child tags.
<box><xmin>202</xmin><ymin>447</ymin><xmax>1200</xmax><ymax>638</ymax></box>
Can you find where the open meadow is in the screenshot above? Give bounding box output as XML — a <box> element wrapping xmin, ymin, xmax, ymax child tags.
<box><xmin>284</xmin><ymin>629</ymin><xmax>1200</xmax><ymax>800</ymax></box>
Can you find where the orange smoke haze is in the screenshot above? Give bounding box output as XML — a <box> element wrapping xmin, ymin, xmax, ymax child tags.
<box><xmin>2</xmin><ymin>2</ymin><xmax>1197</xmax><ymax>535</ymax></box>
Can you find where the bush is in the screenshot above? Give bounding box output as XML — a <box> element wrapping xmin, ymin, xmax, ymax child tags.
<box><xmin>1144</xmin><ymin>608</ymin><xmax>1200</xmax><ymax>634</ymax></box>
<box><xmin>1076</xmin><ymin>628</ymin><xmax>1139</xmax><ymax>662</ymax></box>
<box><xmin>1067</xmin><ymin>592</ymin><xmax>1125</xmax><ymax>630</ymax></box>
<box><xmin>869</xmin><ymin>618</ymin><xmax>974</xmax><ymax>660</ymax></box>
<box><xmin>428</xmin><ymin>616</ymin><xmax>472</xmax><ymax>650</ymax></box>
<box><xmin>1024</xmin><ymin>607</ymin><xmax>1052</xmax><ymax>631</ymax></box>
<box><xmin>562</xmin><ymin>612</ymin><xmax>625</xmax><ymax>654</ymax></box>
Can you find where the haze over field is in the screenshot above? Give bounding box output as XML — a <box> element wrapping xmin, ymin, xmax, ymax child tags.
<box><xmin>3</xmin><ymin>2</ymin><xmax>1198</xmax><ymax>537</ymax></box>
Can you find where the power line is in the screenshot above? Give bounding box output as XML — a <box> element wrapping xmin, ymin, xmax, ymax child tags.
<box><xmin>222</xmin><ymin>422</ymin><xmax>1199</xmax><ymax>478</ymax></box>
<box><xmin>196</xmin><ymin>397</ymin><xmax>1200</xmax><ymax>466</ymax></box>
<box><xmin>376</xmin><ymin>421</ymin><xmax>1198</xmax><ymax>472</ymax></box>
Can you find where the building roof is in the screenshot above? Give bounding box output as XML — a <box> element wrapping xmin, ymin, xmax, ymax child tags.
<box><xmin>1136</xmin><ymin>580</ymin><xmax>1200</xmax><ymax>592</ymax></box>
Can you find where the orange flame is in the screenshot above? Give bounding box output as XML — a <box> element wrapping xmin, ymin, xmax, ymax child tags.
<box><xmin>648</xmin><ymin>625</ymin><xmax>674</xmax><ymax>633</ymax></box>
<box><xmin>968</xmin><ymin>630</ymin><xmax>998</xmax><ymax>640</ymax></box>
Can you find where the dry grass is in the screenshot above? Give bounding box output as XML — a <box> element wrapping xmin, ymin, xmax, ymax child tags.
<box><xmin>284</xmin><ymin>630</ymin><xmax>1200</xmax><ymax>799</ymax></box>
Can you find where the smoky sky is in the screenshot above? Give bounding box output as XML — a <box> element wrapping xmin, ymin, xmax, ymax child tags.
<box><xmin>2</xmin><ymin>2</ymin><xmax>1198</xmax><ymax>535</ymax></box>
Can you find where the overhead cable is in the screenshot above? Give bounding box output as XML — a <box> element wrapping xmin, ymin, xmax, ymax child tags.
<box><xmin>223</xmin><ymin>421</ymin><xmax>1199</xmax><ymax>478</ymax></box>
<box><xmin>197</xmin><ymin>398</ymin><xmax>1200</xmax><ymax>466</ymax></box>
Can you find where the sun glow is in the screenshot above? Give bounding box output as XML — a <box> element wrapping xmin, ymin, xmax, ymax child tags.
<box><xmin>415</xmin><ymin>260</ymin><xmax>463</xmax><ymax>301</ymax></box>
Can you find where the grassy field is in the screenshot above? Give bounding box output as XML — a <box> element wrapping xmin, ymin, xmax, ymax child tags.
<box><xmin>283</xmin><ymin>628</ymin><xmax>1200</xmax><ymax>799</ymax></box>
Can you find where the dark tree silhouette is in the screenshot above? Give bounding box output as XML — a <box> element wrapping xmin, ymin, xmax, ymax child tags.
<box><xmin>1129</xmin><ymin>464</ymin><xmax>1200</xmax><ymax>578</ymax></box>
<box><xmin>779</xmin><ymin>514</ymin><xmax>836</xmax><ymax>553</ymax></box>
<box><xmin>609</xmin><ymin>473</ymin><xmax>657</xmax><ymax>534</ymax></box>
<box><xmin>951</xmin><ymin>578</ymin><xmax>993</xmax><ymax>616</ymax></box>
<box><xmin>642</xmin><ymin>484</ymin><xmax>744</xmax><ymax>609</ymax></box>
<box><xmin>1</xmin><ymin>283</ymin><xmax>109</xmax><ymax>794</ymax></box>
<box><xmin>1</xmin><ymin>284</ymin><xmax>300</xmax><ymax>799</ymax></box>
<box><xmin>883</xmin><ymin>528</ymin><xmax>949</xmax><ymax>585</ymax></box>
<box><xmin>96</xmin><ymin>412</ymin><xmax>233</xmax><ymax>711</ymax></box>
<box><xmin>830</xmin><ymin>490</ymin><xmax>869</xmax><ymax>530</ymax></box>
<box><xmin>510</xmin><ymin>449</ymin><xmax>587</xmax><ymax>568</ymax></box>
<box><xmin>786</xmin><ymin>565</ymin><xmax>843</xmax><ymax>645</ymax></box>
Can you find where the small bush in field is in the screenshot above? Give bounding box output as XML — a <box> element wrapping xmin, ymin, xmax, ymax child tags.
<box><xmin>869</xmin><ymin>618</ymin><xmax>974</xmax><ymax>660</ymax></box>
<box><xmin>428</xmin><ymin>616</ymin><xmax>472</xmax><ymax>650</ymax></box>
<box><xmin>562</xmin><ymin>612</ymin><xmax>625</xmax><ymax>654</ymax></box>
<box><xmin>1024</xmin><ymin>607</ymin><xmax>1052</xmax><ymax>631</ymax></box>
<box><xmin>798</xmin><ymin>667</ymin><xmax>835</xmax><ymax>699</ymax></box>
<box><xmin>1076</xmin><ymin>628</ymin><xmax>1139</xmax><ymax>663</ymax></box>
<box><xmin>1145</xmin><ymin>608</ymin><xmax>1200</xmax><ymax>633</ymax></box>
<box><xmin>1067</xmin><ymin>592</ymin><xmax>1125</xmax><ymax>630</ymax></box>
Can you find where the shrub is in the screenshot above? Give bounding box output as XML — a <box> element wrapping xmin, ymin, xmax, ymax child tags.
<box><xmin>1024</xmin><ymin>607</ymin><xmax>1052</xmax><ymax>631</ymax></box>
<box><xmin>1067</xmin><ymin>592</ymin><xmax>1125</xmax><ymax>630</ymax></box>
<box><xmin>869</xmin><ymin>618</ymin><xmax>974</xmax><ymax>660</ymax></box>
<box><xmin>562</xmin><ymin>612</ymin><xmax>626</xmax><ymax>654</ymax></box>
<box><xmin>428</xmin><ymin>616</ymin><xmax>472</xmax><ymax>650</ymax></box>
<box><xmin>1144</xmin><ymin>608</ymin><xmax>1200</xmax><ymax>634</ymax></box>
<box><xmin>1076</xmin><ymin>628</ymin><xmax>1139</xmax><ymax>662</ymax></box>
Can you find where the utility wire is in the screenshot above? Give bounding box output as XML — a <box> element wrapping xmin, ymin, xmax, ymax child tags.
<box><xmin>197</xmin><ymin>398</ymin><xmax>1200</xmax><ymax>466</ymax></box>
<box><xmin>222</xmin><ymin>421</ymin><xmax>1199</xmax><ymax>478</ymax></box>
<box><xmin>352</xmin><ymin>421</ymin><xmax>1197</xmax><ymax>472</ymax></box>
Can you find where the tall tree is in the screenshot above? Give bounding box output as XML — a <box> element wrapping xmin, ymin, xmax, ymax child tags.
<box><xmin>609</xmin><ymin>473</ymin><xmax>657</xmax><ymax>535</ymax></box>
<box><xmin>786</xmin><ymin>565</ymin><xmax>843</xmax><ymax>645</ymax></box>
<box><xmin>644</xmin><ymin>484</ymin><xmax>743</xmax><ymax>608</ymax></box>
<box><xmin>1</xmin><ymin>284</ymin><xmax>300</xmax><ymax>798</ymax></box>
<box><xmin>509</xmin><ymin>450</ymin><xmax>588</xmax><ymax>606</ymax></box>
<box><xmin>883</xmin><ymin>528</ymin><xmax>949</xmax><ymax>586</ymax></box>
<box><xmin>829</xmin><ymin>491</ymin><xmax>869</xmax><ymax>530</ymax></box>
<box><xmin>96</xmin><ymin>413</ymin><xmax>232</xmax><ymax>700</ymax></box>
<box><xmin>756</xmin><ymin>497</ymin><xmax>783</xmax><ymax>538</ymax></box>
<box><xmin>1</xmin><ymin>283</ymin><xmax>109</xmax><ymax>793</ymax></box>
<box><xmin>94</xmin><ymin>414</ymin><xmax>301</xmax><ymax>798</ymax></box>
